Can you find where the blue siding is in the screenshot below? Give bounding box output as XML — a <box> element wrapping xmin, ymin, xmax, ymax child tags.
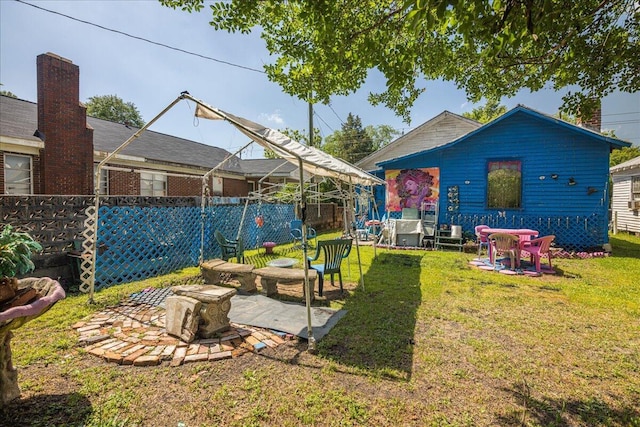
<box><xmin>380</xmin><ymin>109</ymin><xmax>616</xmax><ymax>250</ymax></box>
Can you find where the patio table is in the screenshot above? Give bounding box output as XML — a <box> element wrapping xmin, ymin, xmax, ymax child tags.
<box><xmin>480</xmin><ymin>228</ymin><xmax>539</xmax><ymax>266</ymax></box>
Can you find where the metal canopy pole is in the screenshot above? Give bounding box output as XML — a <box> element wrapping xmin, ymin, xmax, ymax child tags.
<box><xmin>198</xmin><ymin>139</ymin><xmax>253</xmax><ymax>265</ymax></box>
<box><xmin>350</xmin><ymin>176</ymin><xmax>366</xmax><ymax>292</ymax></box>
<box><xmin>89</xmin><ymin>94</ymin><xmax>186</xmax><ymax>303</ymax></box>
<box><xmin>299</xmin><ymin>157</ymin><xmax>315</xmax><ymax>351</ymax></box>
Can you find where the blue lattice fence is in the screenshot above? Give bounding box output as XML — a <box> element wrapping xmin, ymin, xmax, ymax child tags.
<box><xmin>94</xmin><ymin>200</ymin><xmax>296</xmax><ymax>289</ymax></box>
<box><xmin>441</xmin><ymin>212</ymin><xmax>606</xmax><ymax>251</ymax></box>
<box><xmin>205</xmin><ymin>202</ymin><xmax>297</xmax><ymax>254</ymax></box>
<box><xmin>382</xmin><ymin>210</ymin><xmax>606</xmax><ymax>251</ymax></box>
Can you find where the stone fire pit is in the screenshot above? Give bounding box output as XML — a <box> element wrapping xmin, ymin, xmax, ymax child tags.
<box><xmin>0</xmin><ymin>277</ymin><xmax>65</xmax><ymax>406</ymax></box>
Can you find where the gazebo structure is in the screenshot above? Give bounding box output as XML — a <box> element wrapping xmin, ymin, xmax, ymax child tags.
<box><xmin>89</xmin><ymin>92</ymin><xmax>385</xmax><ymax>349</ymax></box>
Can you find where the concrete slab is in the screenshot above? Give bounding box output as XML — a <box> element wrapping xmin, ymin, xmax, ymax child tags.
<box><xmin>228</xmin><ymin>294</ymin><xmax>346</xmax><ymax>341</ymax></box>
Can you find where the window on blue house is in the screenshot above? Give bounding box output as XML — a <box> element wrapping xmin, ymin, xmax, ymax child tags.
<box><xmin>487</xmin><ymin>160</ymin><xmax>521</xmax><ymax>209</ymax></box>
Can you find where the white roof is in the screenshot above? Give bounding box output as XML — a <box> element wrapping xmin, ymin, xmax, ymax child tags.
<box><xmin>610</xmin><ymin>155</ymin><xmax>640</xmax><ymax>174</ymax></box>
<box><xmin>191</xmin><ymin>96</ymin><xmax>385</xmax><ymax>187</ymax></box>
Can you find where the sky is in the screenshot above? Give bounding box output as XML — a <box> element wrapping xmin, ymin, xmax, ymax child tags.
<box><xmin>1</xmin><ymin>0</ymin><xmax>638</xmax><ymax>160</ymax></box>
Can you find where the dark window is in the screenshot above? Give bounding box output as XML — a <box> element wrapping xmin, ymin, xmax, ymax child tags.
<box><xmin>487</xmin><ymin>160</ymin><xmax>521</xmax><ymax>209</ymax></box>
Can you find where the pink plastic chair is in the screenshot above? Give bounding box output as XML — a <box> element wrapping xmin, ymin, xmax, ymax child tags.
<box><xmin>475</xmin><ymin>225</ymin><xmax>490</xmax><ymax>256</ymax></box>
<box><xmin>525</xmin><ymin>235</ymin><xmax>555</xmax><ymax>272</ymax></box>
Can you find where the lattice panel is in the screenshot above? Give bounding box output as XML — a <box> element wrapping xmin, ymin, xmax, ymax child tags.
<box><xmin>94</xmin><ymin>206</ymin><xmax>202</xmax><ymax>289</ymax></box>
<box><xmin>443</xmin><ymin>212</ymin><xmax>606</xmax><ymax>251</ymax></box>
<box><xmin>198</xmin><ymin>202</ymin><xmax>296</xmax><ymax>262</ymax></box>
<box><xmin>382</xmin><ymin>209</ymin><xmax>606</xmax><ymax>251</ymax></box>
<box><xmin>78</xmin><ymin>205</ymin><xmax>96</xmax><ymax>294</ymax></box>
<box><xmin>92</xmin><ymin>201</ymin><xmax>296</xmax><ymax>290</ymax></box>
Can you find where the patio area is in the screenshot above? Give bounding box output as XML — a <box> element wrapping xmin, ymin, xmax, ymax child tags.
<box><xmin>73</xmin><ymin>269</ymin><xmax>352</xmax><ymax>367</ymax></box>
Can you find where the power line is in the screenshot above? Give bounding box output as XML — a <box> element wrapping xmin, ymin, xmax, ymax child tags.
<box><xmin>602</xmin><ymin>111</ymin><xmax>640</xmax><ymax>117</ymax></box>
<box><xmin>313</xmin><ymin>110</ymin><xmax>334</xmax><ymax>134</ymax></box>
<box><xmin>328</xmin><ymin>103</ymin><xmax>345</xmax><ymax>125</ymax></box>
<box><xmin>15</xmin><ymin>0</ymin><xmax>265</xmax><ymax>74</ymax></box>
<box><xmin>603</xmin><ymin>120</ymin><xmax>640</xmax><ymax>125</ymax></box>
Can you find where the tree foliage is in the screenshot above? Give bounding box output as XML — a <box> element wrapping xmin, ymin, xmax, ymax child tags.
<box><xmin>462</xmin><ymin>99</ymin><xmax>508</xmax><ymax>123</ymax></box>
<box><xmin>321</xmin><ymin>113</ymin><xmax>375</xmax><ymax>164</ymax></box>
<box><xmin>365</xmin><ymin>124</ymin><xmax>400</xmax><ymax>151</ymax></box>
<box><xmin>610</xmin><ymin>146</ymin><xmax>640</xmax><ymax>167</ymax></box>
<box><xmin>160</xmin><ymin>0</ymin><xmax>638</xmax><ymax>123</ymax></box>
<box><xmin>85</xmin><ymin>94</ymin><xmax>145</xmax><ymax>127</ymax></box>
<box><xmin>0</xmin><ymin>83</ymin><xmax>17</xmax><ymax>99</ymax></box>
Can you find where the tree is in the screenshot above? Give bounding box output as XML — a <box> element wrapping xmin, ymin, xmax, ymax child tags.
<box><xmin>85</xmin><ymin>95</ymin><xmax>145</xmax><ymax>127</ymax></box>
<box><xmin>462</xmin><ymin>99</ymin><xmax>507</xmax><ymax>123</ymax></box>
<box><xmin>364</xmin><ymin>124</ymin><xmax>400</xmax><ymax>151</ymax></box>
<box><xmin>160</xmin><ymin>0</ymin><xmax>638</xmax><ymax>123</ymax></box>
<box><xmin>0</xmin><ymin>84</ymin><xmax>17</xmax><ymax>99</ymax></box>
<box><xmin>321</xmin><ymin>113</ymin><xmax>374</xmax><ymax>164</ymax></box>
<box><xmin>610</xmin><ymin>146</ymin><xmax>640</xmax><ymax>167</ymax></box>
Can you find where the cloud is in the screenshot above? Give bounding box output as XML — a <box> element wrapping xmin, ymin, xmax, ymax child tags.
<box><xmin>258</xmin><ymin>110</ymin><xmax>285</xmax><ymax>126</ymax></box>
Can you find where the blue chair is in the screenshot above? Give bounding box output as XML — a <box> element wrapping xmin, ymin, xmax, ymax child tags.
<box><xmin>307</xmin><ymin>238</ymin><xmax>352</xmax><ymax>296</ymax></box>
<box><xmin>290</xmin><ymin>219</ymin><xmax>317</xmax><ymax>248</ymax></box>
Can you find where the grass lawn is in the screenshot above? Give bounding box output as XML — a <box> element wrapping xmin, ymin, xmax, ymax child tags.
<box><xmin>2</xmin><ymin>233</ymin><xmax>639</xmax><ymax>426</ymax></box>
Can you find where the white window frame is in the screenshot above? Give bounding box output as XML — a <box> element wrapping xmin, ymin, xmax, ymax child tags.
<box><xmin>94</xmin><ymin>165</ymin><xmax>109</xmax><ymax>195</ymax></box>
<box><xmin>632</xmin><ymin>176</ymin><xmax>640</xmax><ymax>201</ymax></box>
<box><xmin>212</xmin><ymin>176</ymin><xmax>223</xmax><ymax>195</ymax></box>
<box><xmin>4</xmin><ymin>153</ymin><xmax>33</xmax><ymax>195</ymax></box>
<box><xmin>140</xmin><ymin>171</ymin><xmax>167</xmax><ymax>196</ymax></box>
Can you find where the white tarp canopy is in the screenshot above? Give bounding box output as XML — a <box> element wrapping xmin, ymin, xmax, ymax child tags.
<box><xmin>91</xmin><ymin>93</ymin><xmax>384</xmax><ymax>351</ymax></box>
<box><xmin>188</xmin><ymin>95</ymin><xmax>385</xmax><ymax>187</ymax></box>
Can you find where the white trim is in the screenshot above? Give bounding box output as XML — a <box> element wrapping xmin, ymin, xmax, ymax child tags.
<box><xmin>1</xmin><ymin>136</ymin><xmax>44</xmax><ymax>155</ymax></box>
<box><xmin>4</xmin><ymin>152</ymin><xmax>33</xmax><ymax>194</ymax></box>
<box><xmin>93</xmin><ymin>164</ymin><xmax>109</xmax><ymax>195</ymax></box>
<box><xmin>94</xmin><ymin>151</ymin><xmax>146</xmax><ymax>162</ymax></box>
<box><xmin>93</xmin><ymin>151</ymin><xmax>242</xmax><ymax>179</ymax></box>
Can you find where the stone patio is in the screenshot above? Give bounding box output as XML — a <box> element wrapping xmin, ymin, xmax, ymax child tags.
<box><xmin>72</xmin><ymin>291</ymin><xmax>295</xmax><ymax>367</ymax></box>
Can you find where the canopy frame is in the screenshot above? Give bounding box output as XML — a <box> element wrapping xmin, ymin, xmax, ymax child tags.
<box><xmin>90</xmin><ymin>93</ymin><xmax>385</xmax><ymax>350</ymax></box>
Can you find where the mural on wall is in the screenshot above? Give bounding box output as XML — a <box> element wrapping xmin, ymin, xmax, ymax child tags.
<box><xmin>386</xmin><ymin>168</ymin><xmax>440</xmax><ymax>212</ymax></box>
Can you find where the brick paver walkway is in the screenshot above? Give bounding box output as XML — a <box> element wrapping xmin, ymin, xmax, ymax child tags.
<box><xmin>73</xmin><ymin>293</ymin><xmax>294</xmax><ymax>367</ymax></box>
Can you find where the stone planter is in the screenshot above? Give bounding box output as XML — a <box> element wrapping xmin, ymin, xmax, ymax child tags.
<box><xmin>0</xmin><ymin>277</ymin><xmax>65</xmax><ymax>406</ymax></box>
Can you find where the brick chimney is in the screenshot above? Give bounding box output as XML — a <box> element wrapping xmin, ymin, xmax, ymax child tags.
<box><xmin>576</xmin><ymin>99</ymin><xmax>602</xmax><ymax>132</ymax></box>
<box><xmin>37</xmin><ymin>53</ymin><xmax>94</xmax><ymax>195</ymax></box>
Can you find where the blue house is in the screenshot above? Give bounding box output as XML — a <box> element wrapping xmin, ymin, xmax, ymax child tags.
<box><xmin>376</xmin><ymin>105</ymin><xmax>631</xmax><ymax>251</ymax></box>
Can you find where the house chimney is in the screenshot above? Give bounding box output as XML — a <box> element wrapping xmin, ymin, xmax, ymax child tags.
<box><xmin>576</xmin><ymin>99</ymin><xmax>602</xmax><ymax>132</ymax></box>
<box><xmin>37</xmin><ymin>53</ymin><xmax>94</xmax><ymax>195</ymax></box>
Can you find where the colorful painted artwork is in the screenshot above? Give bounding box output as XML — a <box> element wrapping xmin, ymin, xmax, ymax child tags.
<box><xmin>386</xmin><ymin>168</ymin><xmax>440</xmax><ymax>212</ymax></box>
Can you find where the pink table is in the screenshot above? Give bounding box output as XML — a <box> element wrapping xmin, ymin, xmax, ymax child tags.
<box><xmin>481</xmin><ymin>228</ymin><xmax>539</xmax><ymax>266</ymax></box>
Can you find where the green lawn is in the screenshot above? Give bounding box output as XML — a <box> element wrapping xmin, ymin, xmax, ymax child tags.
<box><xmin>4</xmin><ymin>233</ymin><xmax>639</xmax><ymax>426</ymax></box>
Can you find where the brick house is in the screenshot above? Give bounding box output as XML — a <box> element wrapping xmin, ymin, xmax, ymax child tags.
<box><xmin>1</xmin><ymin>52</ymin><xmax>295</xmax><ymax>197</ymax></box>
